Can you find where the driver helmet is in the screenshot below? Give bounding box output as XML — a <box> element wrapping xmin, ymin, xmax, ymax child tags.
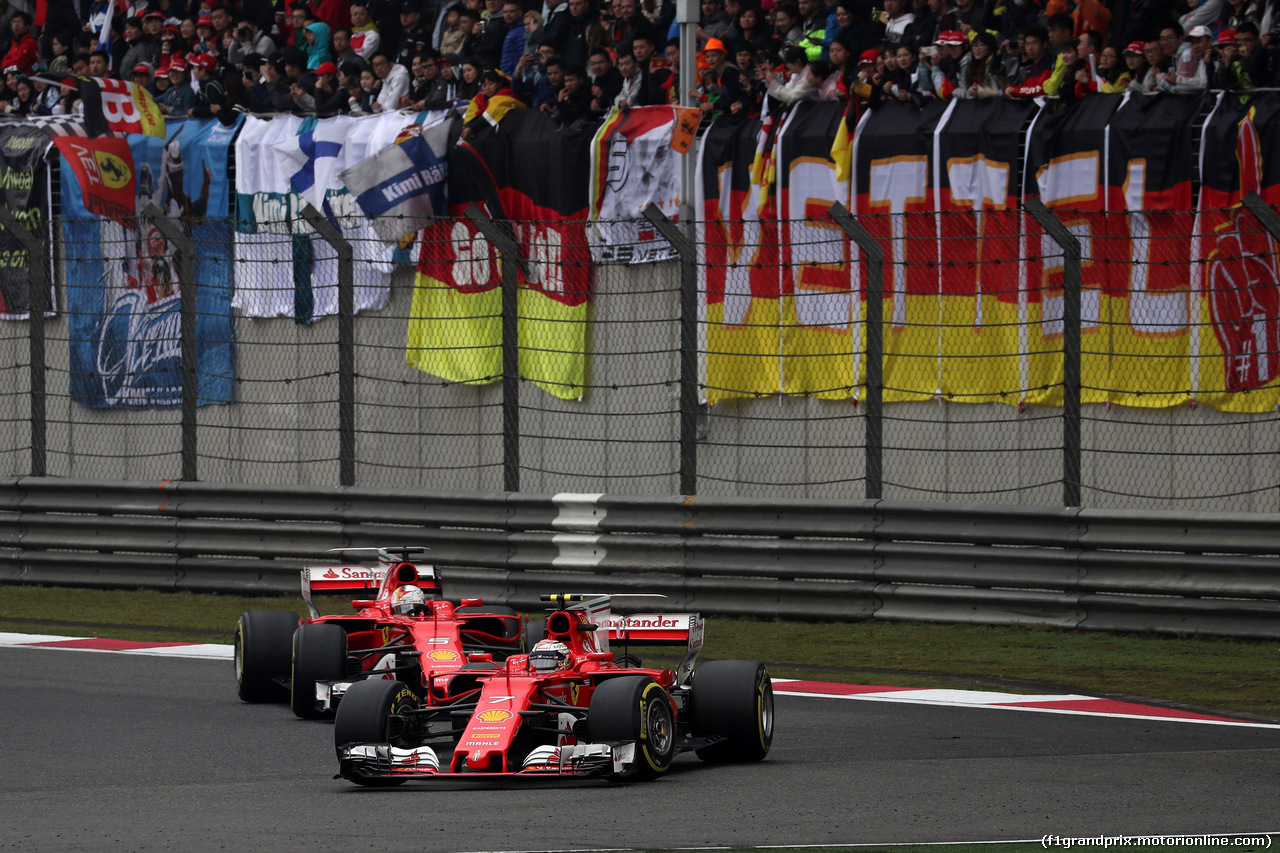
<box><xmin>391</xmin><ymin>584</ymin><xmax>427</xmax><ymax>615</ymax></box>
<box><xmin>529</xmin><ymin>640</ymin><xmax>570</xmax><ymax>672</ymax></box>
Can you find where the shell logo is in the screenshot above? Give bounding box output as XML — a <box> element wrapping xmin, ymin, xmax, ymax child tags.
<box><xmin>427</xmin><ymin>649</ymin><xmax>460</xmax><ymax>662</ymax></box>
<box><xmin>477</xmin><ymin>709</ymin><xmax>512</xmax><ymax>722</ymax></box>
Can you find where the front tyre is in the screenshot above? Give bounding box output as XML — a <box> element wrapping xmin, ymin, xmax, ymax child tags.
<box><xmin>334</xmin><ymin>679</ymin><xmax>421</xmax><ymax>786</ymax></box>
<box><xmin>234</xmin><ymin>610</ymin><xmax>299</xmax><ymax>703</ymax></box>
<box><xmin>691</xmin><ymin>660</ymin><xmax>773</xmax><ymax>763</ymax></box>
<box><xmin>586</xmin><ymin>676</ymin><xmax>676</xmax><ymax>781</ymax></box>
<box><xmin>290</xmin><ymin>622</ymin><xmax>347</xmax><ymax>719</ymax></box>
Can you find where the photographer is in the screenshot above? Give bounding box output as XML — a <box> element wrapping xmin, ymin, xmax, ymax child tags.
<box><xmin>229</xmin><ymin>18</ymin><xmax>277</xmax><ymax>67</ymax></box>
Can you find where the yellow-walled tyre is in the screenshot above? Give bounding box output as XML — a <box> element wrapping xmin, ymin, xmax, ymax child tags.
<box><xmin>586</xmin><ymin>676</ymin><xmax>676</xmax><ymax>781</ymax></box>
<box><xmin>234</xmin><ymin>610</ymin><xmax>299</xmax><ymax>703</ymax></box>
<box><xmin>691</xmin><ymin>660</ymin><xmax>773</xmax><ymax>763</ymax></box>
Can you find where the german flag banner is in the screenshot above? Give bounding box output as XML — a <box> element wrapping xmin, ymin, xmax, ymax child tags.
<box><xmin>775</xmin><ymin>100</ymin><xmax>856</xmax><ymax>400</ymax></box>
<box><xmin>934</xmin><ymin>97</ymin><xmax>1037</xmax><ymax>405</ymax></box>
<box><xmin>1101</xmin><ymin>91</ymin><xmax>1206</xmax><ymax>409</ymax></box>
<box><xmin>1197</xmin><ymin>93</ymin><xmax>1280</xmax><ymax>412</ymax></box>
<box><xmin>408</xmin><ymin>109</ymin><xmax>591</xmax><ymax>401</ymax></box>
<box><xmin>1023</xmin><ymin>92</ymin><xmax>1121</xmax><ymax>406</ymax></box>
<box><xmin>696</xmin><ymin>112</ymin><xmax>784</xmax><ymax>404</ymax></box>
<box><xmin>853</xmin><ymin>99</ymin><xmax>948</xmax><ymax>402</ymax></box>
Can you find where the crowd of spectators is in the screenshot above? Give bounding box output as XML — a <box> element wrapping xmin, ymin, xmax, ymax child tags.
<box><xmin>0</xmin><ymin>0</ymin><xmax>1270</xmax><ymax>123</ymax></box>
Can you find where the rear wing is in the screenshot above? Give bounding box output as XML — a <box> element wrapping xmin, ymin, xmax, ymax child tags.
<box><xmin>301</xmin><ymin>563</ymin><xmax>437</xmax><ymax>618</ymax></box>
<box><xmin>540</xmin><ymin>594</ymin><xmax>704</xmax><ymax>687</ymax></box>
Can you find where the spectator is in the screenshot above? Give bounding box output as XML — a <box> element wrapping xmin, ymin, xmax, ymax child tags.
<box><xmin>188</xmin><ymin>52</ymin><xmax>228</xmax><ymax>118</ymax></box>
<box><xmin>193</xmin><ymin>14</ymin><xmax>218</xmax><ymax>53</ymax></box>
<box><xmin>1095</xmin><ymin>42</ymin><xmax>1131</xmax><ymax>91</ymax></box>
<box><xmin>119</xmin><ymin>15</ymin><xmax>155</xmax><ymax>73</ymax></box>
<box><xmin>32</xmin><ymin>77</ymin><xmax>62</xmax><ymax>114</ymax></box>
<box><xmin>46</xmin><ymin>31</ymin><xmax>73</xmax><ymax>72</ymax></box>
<box><xmin>957</xmin><ymin>29</ymin><xmax>1003</xmax><ymax>96</ymax></box>
<box><xmin>550</xmin><ymin>61</ymin><xmax>591</xmax><ymax>122</ymax></box>
<box><xmin>131</xmin><ymin>61</ymin><xmax>154</xmax><ymax>93</ymax></box>
<box><xmin>1121</xmin><ymin>39</ymin><xmax>1149</xmax><ymax>91</ymax></box>
<box><xmin>699</xmin><ymin>0</ymin><xmax>733</xmax><ymax>44</ymax></box>
<box><xmin>610</xmin><ymin>0</ymin><xmax>656</xmax><ymax>48</ymax></box>
<box><xmin>1139</xmin><ymin>36</ymin><xmax>1167</xmax><ymax>91</ymax></box>
<box><xmin>499</xmin><ymin>0</ymin><xmax>525</xmax><ymax>73</ymax></box>
<box><xmin>350</xmin><ymin>64</ymin><xmax>381</xmax><ymax>111</ymax></box>
<box><xmin>396</xmin><ymin>1</ymin><xmax>432</xmax><ymax>67</ymax></box>
<box><xmin>586</xmin><ymin>44</ymin><xmax>620</xmax><ymax>113</ymax></box>
<box><xmin>554</xmin><ymin>0</ymin><xmax>596</xmax><ymax>71</ymax></box>
<box><xmin>765</xmin><ymin>44</ymin><xmax>816</xmax><ymax>102</ymax></box>
<box><xmin>1179</xmin><ymin>0</ymin><xmax>1222</xmax><ymax>32</ymax></box>
<box><xmin>457</xmin><ymin>55</ymin><xmax>481</xmax><ymax>99</ymax></box>
<box><xmin>1219</xmin><ymin>0</ymin><xmax>1258</xmax><ymax>33</ymax></box>
<box><xmin>771</xmin><ymin>2</ymin><xmax>803</xmax><ymax>47</ymax></box>
<box><xmin>370</xmin><ymin>47</ymin><xmax>409</xmax><ymax>106</ymax></box>
<box><xmin>303</xmin><ymin>21</ymin><xmax>334</xmax><ymax>68</ymax></box>
<box><xmin>88</xmin><ymin>48</ymin><xmax>111</xmax><ymax>77</ymax></box>
<box><xmin>535</xmin><ymin>54</ymin><xmax>564</xmax><ymax>108</ymax></box>
<box><xmin>230</xmin><ymin>18</ymin><xmax>278</xmax><ymax>66</ymax></box>
<box><xmin>734</xmin><ymin>5</ymin><xmax>773</xmax><ymax>52</ymax></box>
<box><xmin>1158</xmin><ymin>23</ymin><xmax>1211</xmax><ymax>91</ymax></box>
<box><xmin>1004</xmin><ymin>22</ymin><xmax>1053</xmax><ymax>96</ymax></box>
<box><xmin>347</xmin><ymin>3</ymin><xmax>382</xmax><ymax>60</ymax></box>
<box><xmin>882</xmin><ymin>0</ymin><xmax>917</xmax><ymax>47</ymax></box>
<box><xmin>438</xmin><ymin>7</ymin><xmax>468</xmax><ymax>54</ymax></box>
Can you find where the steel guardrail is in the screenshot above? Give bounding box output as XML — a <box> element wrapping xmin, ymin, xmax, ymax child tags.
<box><xmin>2</xmin><ymin>478</ymin><xmax>1279</xmax><ymax>638</ymax></box>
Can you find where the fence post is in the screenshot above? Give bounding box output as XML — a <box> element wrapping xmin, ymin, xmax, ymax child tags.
<box><xmin>141</xmin><ymin>204</ymin><xmax>198</xmax><ymax>482</ymax></box>
<box><xmin>0</xmin><ymin>207</ymin><xmax>47</xmax><ymax>477</ymax></box>
<box><xmin>828</xmin><ymin>202</ymin><xmax>882</xmax><ymax>500</ymax></box>
<box><xmin>1242</xmin><ymin>192</ymin><xmax>1280</xmax><ymax>240</ymax></box>
<box><xmin>300</xmin><ymin>203</ymin><xmax>356</xmax><ymax>487</ymax></box>
<box><xmin>642</xmin><ymin>203</ymin><xmax>698</xmax><ymax>496</ymax></box>
<box><xmin>464</xmin><ymin>204</ymin><xmax>521</xmax><ymax>493</ymax></box>
<box><xmin>1025</xmin><ymin>196</ymin><xmax>1081</xmax><ymax>508</ymax></box>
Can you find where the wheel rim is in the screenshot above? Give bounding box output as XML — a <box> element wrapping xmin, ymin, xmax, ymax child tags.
<box><xmin>759</xmin><ymin>681</ymin><xmax>774</xmax><ymax>743</ymax></box>
<box><xmin>234</xmin><ymin>630</ymin><xmax>244</xmax><ymax>685</ymax></box>
<box><xmin>646</xmin><ymin>697</ymin><xmax>673</xmax><ymax>756</ymax></box>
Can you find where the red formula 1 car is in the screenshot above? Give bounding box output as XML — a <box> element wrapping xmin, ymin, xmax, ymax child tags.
<box><xmin>234</xmin><ymin>547</ymin><xmax>523</xmax><ymax>719</ymax></box>
<box><xmin>334</xmin><ymin>593</ymin><xmax>774</xmax><ymax>785</ymax></box>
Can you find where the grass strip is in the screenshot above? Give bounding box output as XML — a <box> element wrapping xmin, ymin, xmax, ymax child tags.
<box><xmin>1</xmin><ymin>585</ymin><xmax>1277</xmax><ymax>719</ymax></box>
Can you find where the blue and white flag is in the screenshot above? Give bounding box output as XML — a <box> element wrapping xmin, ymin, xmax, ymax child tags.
<box><xmin>338</xmin><ymin>112</ymin><xmax>452</xmax><ymax>244</ymax></box>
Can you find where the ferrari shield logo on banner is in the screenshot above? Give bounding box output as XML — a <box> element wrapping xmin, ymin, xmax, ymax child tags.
<box><xmin>588</xmin><ymin>105</ymin><xmax>699</xmax><ymax>264</ymax></box>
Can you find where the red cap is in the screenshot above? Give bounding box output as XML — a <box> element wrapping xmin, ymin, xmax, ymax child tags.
<box><xmin>144</xmin><ymin>10</ymin><xmax>164</xmax><ymax>19</ymax></box>
<box><xmin>315</xmin><ymin>61</ymin><xmax>337</xmax><ymax>75</ymax></box>
<box><xmin>1216</xmin><ymin>28</ymin><xmax>1236</xmax><ymax>45</ymax></box>
<box><xmin>169</xmin><ymin>55</ymin><xmax>187</xmax><ymax>72</ymax></box>
<box><xmin>133</xmin><ymin>62</ymin><xmax>152</xmax><ymax>75</ymax></box>
<box><xmin>1123</xmin><ymin>40</ymin><xmax>1144</xmax><ymax>54</ymax></box>
<box><xmin>859</xmin><ymin>48</ymin><xmax>880</xmax><ymax>63</ymax></box>
<box><xmin>190</xmin><ymin>53</ymin><xmax>217</xmax><ymax>71</ymax></box>
<box><xmin>936</xmin><ymin>30</ymin><xmax>966</xmax><ymax>44</ymax></box>
<box><xmin>197</xmin><ymin>14</ymin><xmax>213</xmax><ymax>26</ymax></box>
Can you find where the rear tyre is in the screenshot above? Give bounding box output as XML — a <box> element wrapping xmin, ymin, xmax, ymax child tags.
<box><xmin>333</xmin><ymin>679</ymin><xmax>420</xmax><ymax>786</ymax></box>
<box><xmin>691</xmin><ymin>660</ymin><xmax>773</xmax><ymax>763</ymax></box>
<box><xmin>290</xmin><ymin>622</ymin><xmax>347</xmax><ymax>720</ymax></box>
<box><xmin>522</xmin><ymin>618</ymin><xmax>546</xmax><ymax>653</ymax></box>
<box><xmin>586</xmin><ymin>676</ymin><xmax>676</xmax><ymax>781</ymax></box>
<box><xmin>234</xmin><ymin>610</ymin><xmax>299</xmax><ymax>703</ymax></box>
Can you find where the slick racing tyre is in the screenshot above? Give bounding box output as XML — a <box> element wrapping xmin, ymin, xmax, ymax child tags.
<box><xmin>334</xmin><ymin>679</ymin><xmax>421</xmax><ymax>786</ymax></box>
<box><xmin>234</xmin><ymin>610</ymin><xmax>299</xmax><ymax>703</ymax></box>
<box><xmin>691</xmin><ymin>660</ymin><xmax>773</xmax><ymax>763</ymax></box>
<box><xmin>290</xmin><ymin>622</ymin><xmax>347</xmax><ymax>719</ymax></box>
<box><xmin>522</xmin><ymin>618</ymin><xmax>546</xmax><ymax>653</ymax></box>
<box><xmin>586</xmin><ymin>676</ymin><xmax>676</xmax><ymax>781</ymax></box>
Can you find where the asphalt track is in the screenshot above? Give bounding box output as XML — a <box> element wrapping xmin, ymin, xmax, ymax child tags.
<box><xmin>3</xmin><ymin>645</ymin><xmax>1280</xmax><ymax>853</ymax></box>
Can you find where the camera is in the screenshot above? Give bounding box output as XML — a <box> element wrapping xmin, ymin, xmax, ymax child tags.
<box><xmin>237</xmin><ymin>26</ymin><xmax>251</xmax><ymax>38</ymax></box>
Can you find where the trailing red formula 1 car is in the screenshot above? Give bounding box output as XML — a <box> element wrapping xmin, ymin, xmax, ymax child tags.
<box><xmin>334</xmin><ymin>593</ymin><xmax>773</xmax><ymax>785</ymax></box>
<box><xmin>234</xmin><ymin>547</ymin><xmax>522</xmax><ymax>719</ymax></box>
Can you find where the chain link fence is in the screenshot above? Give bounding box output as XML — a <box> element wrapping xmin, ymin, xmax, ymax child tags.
<box><xmin>2</xmin><ymin>200</ymin><xmax>1279</xmax><ymax>511</ymax></box>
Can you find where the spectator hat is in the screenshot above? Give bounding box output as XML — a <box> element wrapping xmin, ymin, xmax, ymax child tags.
<box><xmin>190</xmin><ymin>53</ymin><xmax>217</xmax><ymax>71</ymax></box>
<box><xmin>858</xmin><ymin>48</ymin><xmax>879</xmax><ymax>64</ymax></box>
<box><xmin>399</xmin><ymin>0</ymin><xmax>420</xmax><ymax>13</ymax></box>
<box><xmin>197</xmin><ymin>14</ymin><xmax>213</xmax><ymax>27</ymax></box>
<box><xmin>1123</xmin><ymin>40</ymin><xmax>1143</xmax><ymax>54</ymax></box>
<box><xmin>936</xmin><ymin>30</ymin><xmax>966</xmax><ymax>44</ymax></box>
<box><xmin>144</xmin><ymin>10</ymin><xmax>164</xmax><ymax>19</ymax></box>
<box><xmin>704</xmin><ymin>37</ymin><xmax>727</xmax><ymax>53</ymax></box>
<box><xmin>1216</xmin><ymin>29</ymin><xmax>1236</xmax><ymax>45</ymax></box>
<box><xmin>133</xmin><ymin>62</ymin><xmax>153</xmax><ymax>75</ymax></box>
<box><xmin>316</xmin><ymin>61</ymin><xmax>337</xmax><ymax>74</ymax></box>
<box><xmin>169</xmin><ymin>56</ymin><xmax>187</xmax><ymax>72</ymax></box>
<box><xmin>1188</xmin><ymin>25</ymin><xmax>1213</xmax><ymax>39</ymax></box>
<box><xmin>434</xmin><ymin>56</ymin><xmax>451</xmax><ymax>67</ymax></box>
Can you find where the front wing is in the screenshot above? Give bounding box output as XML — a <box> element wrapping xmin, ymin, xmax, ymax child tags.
<box><xmin>337</xmin><ymin>741</ymin><xmax>636</xmax><ymax>783</ymax></box>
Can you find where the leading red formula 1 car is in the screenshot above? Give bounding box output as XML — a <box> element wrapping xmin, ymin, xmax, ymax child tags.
<box><xmin>234</xmin><ymin>546</ymin><xmax>522</xmax><ymax>719</ymax></box>
<box><xmin>334</xmin><ymin>593</ymin><xmax>773</xmax><ymax>785</ymax></box>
